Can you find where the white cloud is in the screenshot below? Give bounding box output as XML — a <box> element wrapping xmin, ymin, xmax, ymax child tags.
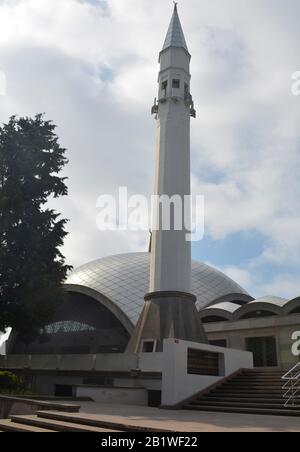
<box><xmin>0</xmin><ymin>0</ymin><xmax>299</xmax><ymax>296</ymax></box>
<box><xmin>255</xmin><ymin>274</ymin><xmax>300</xmax><ymax>300</ymax></box>
<box><xmin>222</xmin><ymin>266</ymin><xmax>253</xmax><ymax>292</ymax></box>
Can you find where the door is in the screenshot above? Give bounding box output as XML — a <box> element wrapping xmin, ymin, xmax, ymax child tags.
<box><xmin>246</xmin><ymin>336</ymin><xmax>278</xmax><ymax>367</ymax></box>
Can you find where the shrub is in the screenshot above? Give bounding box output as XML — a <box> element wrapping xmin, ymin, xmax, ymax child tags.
<box><xmin>0</xmin><ymin>371</ymin><xmax>25</xmax><ymax>392</ymax></box>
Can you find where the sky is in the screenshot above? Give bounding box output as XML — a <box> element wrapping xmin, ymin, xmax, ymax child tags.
<box><xmin>0</xmin><ymin>0</ymin><xmax>300</xmax><ymax>308</ymax></box>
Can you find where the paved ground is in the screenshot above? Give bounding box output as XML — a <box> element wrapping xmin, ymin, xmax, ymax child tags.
<box><xmin>78</xmin><ymin>402</ymin><xmax>300</xmax><ymax>432</ymax></box>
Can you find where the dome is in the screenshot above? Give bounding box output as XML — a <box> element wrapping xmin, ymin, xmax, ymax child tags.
<box><xmin>248</xmin><ymin>296</ymin><xmax>288</xmax><ymax>307</ymax></box>
<box><xmin>232</xmin><ymin>295</ymin><xmax>289</xmax><ymax>321</ymax></box>
<box><xmin>66</xmin><ymin>252</ymin><xmax>250</xmax><ymax>326</ymax></box>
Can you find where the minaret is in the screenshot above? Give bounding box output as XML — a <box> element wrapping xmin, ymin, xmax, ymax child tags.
<box><xmin>127</xmin><ymin>5</ymin><xmax>207</xmax><ymax>354</ymax></box>
<box><xmin>150</xmin><ymin>3</ymin><xmax>194</xmax><ymax>294</ymax></box>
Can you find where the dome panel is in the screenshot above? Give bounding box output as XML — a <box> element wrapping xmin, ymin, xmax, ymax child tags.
<box><xmin>66</xmin><ymin>252</ymin><xmax>249</xmax><ymax>325</ymax></box>
<box><xmin>203</xmin><ymin>302</ymin><xmax>241</xmax><ymax>314</ymax></box>
<box><xmin>248</xmin><ymin>296</ymin><xmax>288</xmax><ymax>307</ymax></box>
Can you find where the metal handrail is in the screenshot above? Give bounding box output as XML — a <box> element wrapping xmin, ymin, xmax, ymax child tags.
<box><xmin>282</xmin><ymin>363</ymin><xmax>300</xmax><ymax>408</ymax></box>
<box><xmin>282</xmin><ymin>362</ymin><xmax>300</xmax><ymax>380</ymax></box>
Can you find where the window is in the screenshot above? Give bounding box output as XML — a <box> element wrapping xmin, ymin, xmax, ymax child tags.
<box><xmin>142</xmin><ymin>340</ymin><xmax>156</xmax><ymax>353</ymax></box>
<box><xmin>162</xmin><ymin>80</ymin><xmax>168</xmax><ymax>91</ymax></box>
<box><xmin>42</xmin><ymin>320</ymin><xmax>96</xmax><ymax>335</ymax></box>
<box><xmin>209</xmin><ymin>339</ymin><xmax>227</xmax><ymax>348</ymax></box>
<box><xmin>246</xmin><ymin>337</ymin><xmax>278</xmax><ymax>367</ymax></box>
<box><xmin>202</xmin><ymin>316</ymin><xmax>228</xmax><ymax>324</ymax></box>
<box><xmin>187</xmin><ymin>348</ymin><xmax>220</xmax><ymax>376</ymax></box>
<box><xmin>184</xmin><ymin>83</ymin><xmax>189</xmax><ymax>95</ymax></box>
<box><xmin>172</xmin><ymin>79</ymin><xmax>180</xmax><ymax>88</ymax></box>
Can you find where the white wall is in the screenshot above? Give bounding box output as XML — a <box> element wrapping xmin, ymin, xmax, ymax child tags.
<box><xmin>0</xmin><ymin>342</ymin><xmax>5</xmax><ymax>356</ymax></box>
<box><xmin>0</xmin><ymin>329</ymin><xmax>11</xmax><ymax>355</ymax></box>
<box><xmin>161</xmin><ymin>338</ymin><xmax>253</xmax><ymax>407</ymax></box>
<box><xmin>76</xmin><ymin>386</ymin><xmax>148</xmax><ymax>406</ymax></box>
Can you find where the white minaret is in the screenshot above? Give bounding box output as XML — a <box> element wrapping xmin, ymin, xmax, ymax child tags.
<box><xmin>150</xmin><ymin>3</ymin><xmax>196</xmax><ymax>294</ymax></box>
<box><xmin>127</xmin><ymin>5</ymin><xmax>207</xmax><ymax>354</ymax></box>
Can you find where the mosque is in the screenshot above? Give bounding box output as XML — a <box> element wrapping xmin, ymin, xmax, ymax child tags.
<box><xmin>1</xmin><ymin>5</ymin><xmax>300</xmax><ymax>407</ymax></box>
<box><xmin>6</xmin><ymin>252</ymin><xmax>300</xmax><ymax>369</ymax></box>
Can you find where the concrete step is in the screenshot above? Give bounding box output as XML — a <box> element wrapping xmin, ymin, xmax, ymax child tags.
<box><xmin>242</xmin><ymin>373</ymin><xmax>284</xmax><ymax>377</ymax></box>
<box><xmin>183</xmin><ymin>369</ymin><xmax>295</xmax><ymax>417</ymax></box>
<box><xmin>233</xmin><ymin>378</ymin><xmax>283</xmax><ymax>382</ymax></box>
<box><xmin>37</xmin><ymin>411</ymin><xmax>173</xmax><ymax>433</ymax></box>
<box><xmin>212</xmin><ymin>389</ymin><xmax>285</xmax><ymax>394</ymax></box>
<box><xmin>189</xmin><ymin>400</ymin><xmax>300</xmax><ymax>411</ymax></box>
<box><xmin>234</xmin><ymin>378</ymin><xmax>284</xmax><ymax>386</ymax></box>
<box><xmin>224</xmin><ymin>380</ymin><xmax>284</xmax><ymax>385</ymax></box>
<box><xmin>235</xmin><ymin>374</ymin><xmax>283</xmax><ymax>378</ymax></box>
<box><xmin>183</xmin><ymin>404</ymin><xmax>300</xmax><ymax>417</ymax></box>
<box><xmin>10</xmin><ymin>415</ymin><xmax>121</xmax><ymax>433</ymax></box>
<box><xmin>0</xmin><ymin>419</ymin><xmax>55</xmax><ymax>433</ymax></box>
<box><xmin>211</xmin><ymin>393</ymin><xmax>285</xmax><ymax>399</ymax></box>
<box><xmin>230</xmin><ymin>381</ymin><xmax>283</xmax><ymax>386</ymax></box>
<box><xmin>245</xmin><ymin>368</ymin><xmax>285</xmax><ymax>370</ymax></box>
<box><xmin>222</xmin><ymin>384</ymin><xmax>284</xmax><ymax>390</ymax></box>
<box><xmin>203</xmin><ymin>396</ymin><xmax>286</xmax><ymax>404</ymax></box>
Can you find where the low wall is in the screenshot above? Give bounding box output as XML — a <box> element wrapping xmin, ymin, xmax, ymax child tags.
<box><xmin>161</xmin><ymin>339</ymin><xmax>253</xmax><ymax>407</ymax></box>
<box><xmin>0</xmin><ymin>395</ymin><xmax>80</xmax><ymax>419</ymax></box>
<box><xmin>75</xmin><ymin>385</ymin><xmax>148</xmax><ymax>406</ymax></box>
<box><xmin>0</xmin><ymin>353</ymin><xmax>163</xmax><ymax>397</ymax></box>
<box><xmin>0</xmin><ymin>352</ymin><xmax>163</xmax><ymax>373</ymax></box>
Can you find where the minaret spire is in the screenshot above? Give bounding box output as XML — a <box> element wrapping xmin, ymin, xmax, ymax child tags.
<box><xmin>162</xmin><ymin>3</ymin><xmax>189</xmax><ymax>53</ymax></box>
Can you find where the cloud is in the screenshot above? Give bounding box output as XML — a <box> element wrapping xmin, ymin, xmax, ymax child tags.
<box><xmin>255</xmin><ymin>273</ymin><xmax>300</xmax><ymax>300</ymax></box>
<box><xmin>221</xmin><ymin>266</ymin><xmax>253</xmax><ymax>292</ymax></box>
<box><xmin>0</xmin><ymin>0</ymin><xmax>299</xmax><ymax>298</ymax></box>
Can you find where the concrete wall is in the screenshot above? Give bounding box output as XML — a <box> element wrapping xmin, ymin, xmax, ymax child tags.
<box><xmin>0</xmin><ymin>352</ymin><xmax>163</xmax><ymax>373</ymax></box>
<box><xmin>205</xmin><ymin>314</ymin><xmax>300</xmax><ymax>369</ymax></box>
<box><xmin>75</xmin><ymin>386</ymin><xmax>148</xmax><ymax>406</ymax></box>
<box><xmin>0</xmin><ymin>344</ymin><xmax>253</xmax><ymax>407</ymax></box>
<box><xmin>114</xmin><ymin>378</ymin><xmax>161</xmax><ymax>391</ymax></box>
<box><xmin>31</xmin><ymin>374</ymin><xmax>83</xmax><ymax>396</ymax></box>
<box><xmin>161</xmin><ymin>338</ymin><xmax>253</xmax><ymax>407</ymax></box>
<box><xmin>0</xmin><ymin>352</ymin><xmax>163</xmax><ymax>397</ymax></box>
<box><xmin>0</xmin><ymin>396</ymin><xmax>79</xmax><ymax>419</ymax></box>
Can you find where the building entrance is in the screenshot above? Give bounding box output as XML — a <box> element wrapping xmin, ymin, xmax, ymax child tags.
<box><xmin>246</xmin><ymin>336</ymin><xmax>278</xmax><ymax>367</ymax></box>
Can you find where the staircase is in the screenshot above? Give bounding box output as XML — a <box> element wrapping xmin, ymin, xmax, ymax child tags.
<box><xmin>0</xmin><ymin>410</ymin><xmax>172</xmax><ymax>432</ymax></box>
<box><xmin>183</xmin><ymin>368</ymin><xmax>300</xmax><ymax>417</ymax></box>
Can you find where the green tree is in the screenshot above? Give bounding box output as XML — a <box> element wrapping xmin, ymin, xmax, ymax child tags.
<box><xmin>0</xmin><ymin>115</ymin><xmax>72</xmax><ymax>340</ymax></box>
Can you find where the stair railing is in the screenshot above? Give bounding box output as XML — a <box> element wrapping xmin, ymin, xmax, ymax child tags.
<box><xmin>282</xmin><ymin>362</ymin><xmax>300</xmax><ymax>408</ymax></box>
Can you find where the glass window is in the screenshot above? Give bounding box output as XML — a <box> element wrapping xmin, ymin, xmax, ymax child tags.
<box><xmin>172</xmin><ymin>79</ymin><xmax>180</xmax><ymax>88</ymax></box>
<box><xmin>142</xmin><ymin>340</ymin><xmax>156</xmax><ymax>353</ymax></box>
<box><xmin>42</xmin><ymin>321</ymin><xmax>96</xmax><ymax>335</ymax></box>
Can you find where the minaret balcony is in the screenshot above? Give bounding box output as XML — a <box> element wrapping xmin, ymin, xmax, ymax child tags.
<box><xmin>158</xmin><ymin>95</ymin><xmax>167</xmax><ymax>104</ymax></box>
<box><xmin>151</xmin><ymin>104</ymin><xmax>159</xmax><ymax>115</ymax></box>
<box><xmin>184</xmin><ymin>92</ymin><xmax>193</xmax><ymax>106</ymax></box>
<box><xmin>190</xmin><ymin>107</ymin><xmax>196</xmax><ymax>118</ymax></box>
